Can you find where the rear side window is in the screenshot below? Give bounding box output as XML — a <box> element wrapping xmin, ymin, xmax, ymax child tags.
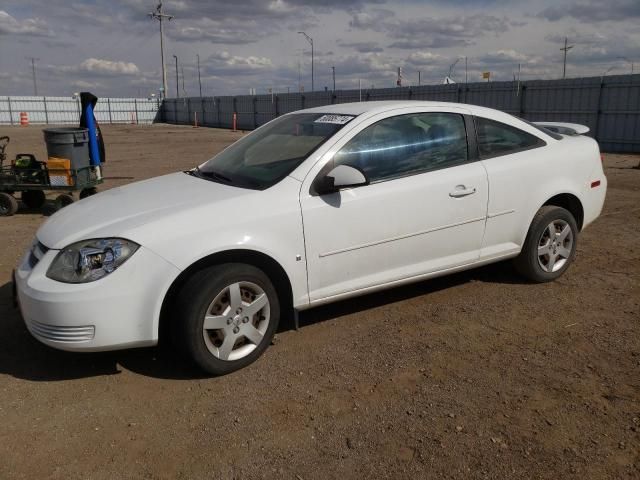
<box><xmin>475</xmin><ymin>117</ymin><xmax>545</xmax><ymax>159</ymax></box>
<box><xmin>333</xmin><ymin>112</ymin><xmax>468</xmax><ymax>183</ymax></box>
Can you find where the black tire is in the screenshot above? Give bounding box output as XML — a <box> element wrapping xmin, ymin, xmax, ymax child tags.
<box><xmin>514</xmin><ymin>206</ymin><xmax>578</xmax><ymax>283</ymax></box>
<box><xmin>21</xmin><ymin>190</ymin><xmax>46</xmax><ymax>209</ymax></box>
<box><xmin>55</xmin><ymin>193</ymin><xmax>74</xmax><ymax>210</ymax></box>
<box><xmin>174</xmin><ymin>263</ymin><xmax>280</xmax><ymax>376</ymax></box>
<box><xmin>0</xmin><ymin>192</ymin><xmax>18</xmax><ymax>216</ymax></box>
<box><xmin>80</xmin><ymin>187</ymin><xmax>98</xmax><ymax>199</ymax></box>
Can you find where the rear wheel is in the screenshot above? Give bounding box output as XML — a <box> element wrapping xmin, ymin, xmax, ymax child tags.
<box><xmin>0</xmin><ymin>192</ymin><xmax>18</xmax><ymax>216</ymax></box>
<box><xmin>80</xmin><ymin>187</ymin><xmax>98</xmax><ymax>199</ymax></box>
<box><xmin>21</xmin><ymin>190</ymin><xmax>46</xmax><ymax>209</ymax></box>
<box><xmin>514</xmin><ymin>206</ymin><xmax>578</xmax><ymax>282</ymax></box>
<box><xmin>55</xmin><ymin>193</ymin><xmax>74</xmax><ymax>210</ymax></box>
<box><xmin>174</xmin><ymin>263</ymin><xmax>280</xmax><ymax>375</ymax></box>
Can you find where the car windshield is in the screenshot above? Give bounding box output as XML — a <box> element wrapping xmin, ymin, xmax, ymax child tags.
<box><xmin>194</xmin><ymin>113</ymin><xmax>355</xmax><ymax>190</ymax></box>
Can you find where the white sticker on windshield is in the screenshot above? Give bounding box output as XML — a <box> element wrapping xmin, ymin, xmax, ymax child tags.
<box><xmin>314</xmin><ymin>114</ymin><xmax>354</xmax><ymax>125</ymax></box>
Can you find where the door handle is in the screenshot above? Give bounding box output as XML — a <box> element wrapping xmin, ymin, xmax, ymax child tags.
<box><xmin>449</xmin><ymin>185</ymin><xmax>476</xmax><ymax>198</ymax></box>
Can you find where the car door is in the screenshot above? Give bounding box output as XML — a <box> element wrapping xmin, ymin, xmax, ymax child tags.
<box><xmin>299</xmin><ymin>109</ymin><xmax>489</xmax><ymax>303</ymax></box>
<box><xmin>473</xmin><ymin>116</ymin><xmax>550</xmax><ymax>259</ymax></box>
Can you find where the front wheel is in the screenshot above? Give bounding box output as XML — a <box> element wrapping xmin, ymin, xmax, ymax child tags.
<box><xmin>174</xmin><ymin>263</ymin><xmax>280</xmax><ymax>375</ymax></box>
<box><xmin>0</xmin><ymin>192</ymin><xmax>18</xmax><ymax>216</ymax></box>
<box><xmin>514</xmin><ymin>206</ymin><xmax>578</xmax><ymax>282</ymax></box>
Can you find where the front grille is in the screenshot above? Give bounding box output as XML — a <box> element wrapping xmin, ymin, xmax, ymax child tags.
<box><xmin>28</xmin><ymin>240</ymin><xmax>49</xmax><ymax>268</ymax></box>
<box><xmin>28</xmin><ymin>319</ymin><xmax>95</xmax><ymax>343</ymax></box>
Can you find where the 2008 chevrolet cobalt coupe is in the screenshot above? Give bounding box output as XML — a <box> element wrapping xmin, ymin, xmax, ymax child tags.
<box><xmin>15</xmin><ymin>101</ymin><xmax>607</xmax><ymax>375</ymax></box>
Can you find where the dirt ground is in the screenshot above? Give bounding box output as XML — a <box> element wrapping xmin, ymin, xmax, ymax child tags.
<box><xmin>0</xmin><ymin>124</ymin><xmax>638</xmax><ymax>480</ymax></box>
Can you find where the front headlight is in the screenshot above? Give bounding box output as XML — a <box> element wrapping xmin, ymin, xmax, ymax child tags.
<box><xmin>46</xmin><ymin>238</ymin><xmax>139</xmax><ymax>283</ymax></box>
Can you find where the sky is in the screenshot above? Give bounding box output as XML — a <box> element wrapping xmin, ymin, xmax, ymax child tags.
<box><xmin>0</xmin><ymin>0</ymin><xmax>639</xmax><ymax>98</ymax></box>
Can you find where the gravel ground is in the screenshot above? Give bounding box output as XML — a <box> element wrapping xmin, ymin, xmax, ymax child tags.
<box><xmin>0</xmin><ymin>124</ymin><xmax>638</xmax><ymax>479</ymax></box>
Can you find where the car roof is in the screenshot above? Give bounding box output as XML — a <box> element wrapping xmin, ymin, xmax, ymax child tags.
<box><xmin>294</xmin><ymin>100</ymin><xmax>557</xmax><ymax>142</ymax></box>
<box><xmin>298</xmin><ymin>100</ymin><xmax>513</xmax><ymax>116</ymax></box>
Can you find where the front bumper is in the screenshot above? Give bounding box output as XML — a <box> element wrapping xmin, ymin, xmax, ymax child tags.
<box><xmin>14</xmin><ymin>242</ymin><xmax>180</xmax><ymax>352</ymax></box>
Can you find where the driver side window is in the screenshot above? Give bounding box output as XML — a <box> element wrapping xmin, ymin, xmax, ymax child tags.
<box><xmin>333</xmin><ymin>112</ymin><xmax>468</xmax><ymax>183</ymax></box>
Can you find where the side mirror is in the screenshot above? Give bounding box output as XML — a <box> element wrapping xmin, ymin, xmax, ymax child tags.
<box><xmin>316</xmin><ymin>164</ymin><xmax>369</xmax><ymax>195</ymax></box>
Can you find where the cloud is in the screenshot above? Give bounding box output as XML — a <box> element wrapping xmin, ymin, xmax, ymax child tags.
<box><xmin>406</xmin><ymin>51</ymin><xmax>446</xmax><ymax>66</ymax></box>
<box><xmin>79</xmin><ymin>58</ymin><xmax>140</xmax><ymax>75</ymax></box>
<box><xmin>203</xmin><ymin>51</ymin><xmax>274</xmax><ymax>77</ymax></box>
<box><xmin>477</xmin><ymin>49</ymin><xmax>529</xmax><ymax>65</ymax></box>
<box><xmin>349</xmin><ymin>9</ymin><xmax>395</xmax><ymax>30</ymax></box>
<box><xmin>350</xmin><ymin>11</ymin><xmax>517</xmax><ymax>49</ymax></box>
<box><xmin>336</xmin><ymin>40</ymin><xmax>384</xmax><ymax>53</ymax></box>
<box><xmin>49</xmin><ymin>58</ymin><xmax>141</xmax><ymax>77</ymax></box>
<box><xmin>0</xmin><ymin>10</ymin><xmax>53</xmax><ymax>36</ymax></box>
<box><xmin>536</xmin><ymin>0</ymin><xmax>640</xmax><ymax>22</ymax></box>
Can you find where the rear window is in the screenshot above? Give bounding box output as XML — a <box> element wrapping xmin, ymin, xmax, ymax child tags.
<box><xmin>475</xmin><ymin>117</ymin><xmax>546</xmax><ymax>159</ymax></box>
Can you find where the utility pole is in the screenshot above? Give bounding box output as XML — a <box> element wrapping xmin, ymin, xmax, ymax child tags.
<box><xmin>331</xmin><ymin>66</ymin><xmax>335</xmax><ymax>91</ymax></box>
<box><xmin>196</xmin><ymin>54</ymin><xmax>202</xmax><ymax>97</ymax></box>
<box><xmin>149</xmin><ymin>1</ymin><xmax>173</xmax><ymax>99</ymax></box>
<box><xmin>181</xmin><ymin>65</ymin><xmax>186</xmax><ymax>97</ymax></box>
<box><xmin>26</xmin><ymin>57</ymin><xmax>39</xmax><ymax>95</ymax></box>
<box><xmin>560</xmin><ymin>37</ymin><xmax>574</xmax><ymax>79</ymax></box>
<box><xmin>418</xmin><ymin>71</ymin><xmax>421</xmax><ymax>86</ymax></box>
<box><xmin>298</xmin><ymin>32</ymin><xmax>314</xmax><ymax>91</ymax></box>
<box><xmin>173</xmin><ymin>54</ymin><xmax>179</xmax><ymax>98</ymax></box>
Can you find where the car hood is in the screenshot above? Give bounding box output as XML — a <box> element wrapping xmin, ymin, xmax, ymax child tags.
<box><xmin>37</xmin><ymin>172</ymin><xmax>252</xmax><ymax>250</ymax></box>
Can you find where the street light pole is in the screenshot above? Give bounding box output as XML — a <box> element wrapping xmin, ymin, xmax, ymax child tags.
<box><xmin>465</xmin><ymin>56</ymin><xmax>468</xmax><ymax>84</ymax></box>
<box><xmin>298</xmin><ymin>32</ymin><xmax>314</xmax><ymax>91</ymax></box>
<box><xmin>196</xmin><ymin>54</ymin><xmax>202</xmax><ymax>97</ymax></box>
<box><xmin>331</xmin><ymin>66</ymin><xmax>335</xmax><ymax>91</ymax></box>
<box><xmin>618</xmin><ymin>56</ymin><xmax>635</xmax><ymax>76</ymax></box>
<box><xmin>173</xmin><ymin>54</ymin><xmax>179</xmax><ymax>98</ymax></box>
<box><xmin>601</xmin><ymin>65</ymin><xmax>615</xmax><ymax>82</ymax></box>
<box><xmin>448</xmin><ymin>58</ymin><xmax>461</xmax><ymax>80</ymax></box>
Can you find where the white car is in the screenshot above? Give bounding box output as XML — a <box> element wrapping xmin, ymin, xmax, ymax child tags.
<box><xmin>14</xmin><ymin>101</ymin><xmax>607</xmax><ymax>375</ymax></box>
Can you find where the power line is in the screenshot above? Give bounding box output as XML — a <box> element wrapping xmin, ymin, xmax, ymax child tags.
<box><xmin>560</xmin><ymin>37</ymin><xmax>574</xmax><ymax>79</ymax></box>
<box><xmin>148</xmin><ymin>1</ymin><xmax>174</xmax><ymax>98</ymax></box>
<box><xmin>26</xmin><ymin>57</ymin><xmax>39</xmax><ymax>96</ymax></box>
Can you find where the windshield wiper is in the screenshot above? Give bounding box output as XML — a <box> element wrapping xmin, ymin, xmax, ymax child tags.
<box><xmin>192</xmin><ymin>166</ymin><xmax>233</xmax><ymax>184</ymax></box>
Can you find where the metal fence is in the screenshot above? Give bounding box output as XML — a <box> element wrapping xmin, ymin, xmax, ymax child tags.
<box><xmin>0</xmin><ymin>96</ymin><xmax>162</xmax><ymax>125</ymax></box>
<box><xmin>161</xmin><ymin>74</ymin><xmax>640</xmax><ymax>153</ymax></box>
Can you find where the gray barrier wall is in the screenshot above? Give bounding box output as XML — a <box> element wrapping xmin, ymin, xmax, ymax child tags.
<box><xmin>162</xmin><ymin>74</ymin><xmax>640</xmax><ymax>153</ymax></box>
<box><xmin>0</xmin><ymin>96</ymin><xmax>162</xmax><ymax>125</ymax></box>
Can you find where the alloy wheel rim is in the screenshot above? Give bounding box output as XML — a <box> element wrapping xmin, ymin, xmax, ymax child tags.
<box><xmin>202</xmin><ymin>281</ymin><xmax>270</xmax><ymax>361</ymax></box>
<box><xmin>537</xmin><ymin>219</ymin><xmax>573</xmax><ymax>273</ymax></box>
